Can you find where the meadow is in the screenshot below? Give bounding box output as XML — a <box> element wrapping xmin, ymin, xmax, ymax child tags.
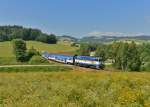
<box><xmin>0</xmin><ymin>41</ymin><xmax>78</xmax><ymax>65</ymax></box>
<box><xmin>0</xmin><ymin>71</ymin><xmax>150</xmax><ymax>107</ymax></box>
<box><xmin>0</xmin><ymin>40</ymin><xmax>150</xmax><ymax>107</ymax></box>
<box><xmin>0</xmin><ymin>41</ymin><xmax>78</xmax><ymax>58</ymax></box>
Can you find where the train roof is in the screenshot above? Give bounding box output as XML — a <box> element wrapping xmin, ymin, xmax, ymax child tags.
<box><xmin>76</xmin><ymin>56</ymin><xmax>100</xmax><ymax>61</ymax></box>
<box><xmin>42</xmin><ymin>52</ymin><xmax>73</xmax><ymax>58</ymax></box>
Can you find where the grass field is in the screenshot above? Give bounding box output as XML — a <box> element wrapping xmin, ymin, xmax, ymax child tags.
<box><xmin>0</xmin><ymin>41</ymin><xmax>78</xmax><ymax>57</ymax></box>
<box><xmin>0</xmin><ymin>40</ymin><xmax>149</xmax><ymax>107</ymax></box>
<box><xmin>0</xmin><ymin>71</ymin><xmax>150</xmax><ymax>107</ymax></box>
<box><xmin>0</xmin><ymin>66</ymin><xmax>72</xmax><ymax>72</ymax></box>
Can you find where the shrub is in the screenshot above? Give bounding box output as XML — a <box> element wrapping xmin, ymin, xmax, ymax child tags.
<box><xmin>141</xmin><ymin>62</ymin><xmax>150</xmax><ymax>71</ymax></box>
<box><xmin>29</xmin><ymin>55</ymin><xmax>49</xmax><ymax>64</ymax></box>
<box><xmin>27</xmin><ymin>46</ymin><xmax>40</xmax><ymax>61</ymax></box>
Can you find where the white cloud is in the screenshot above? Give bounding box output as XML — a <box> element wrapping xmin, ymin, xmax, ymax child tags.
<box><xmin>87</xmin><ymin>31</ymin><xmax>147</xmax><ymax>37</ymax></box>
<box><xmin>88</xmin><ymin>31</ymin><xmax>123</xmax><ymax>37</ymax></box>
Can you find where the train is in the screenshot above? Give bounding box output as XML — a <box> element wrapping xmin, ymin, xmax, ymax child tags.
<box><xmin>42</xmin><ymin>52</ymin><xmax>104</xmax><ymax>69</ymax></box>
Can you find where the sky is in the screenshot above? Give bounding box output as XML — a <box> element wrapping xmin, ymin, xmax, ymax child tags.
<box><xmin>0</xmin><ymin>0</ymin><xmax>150</xmax><ymax>38</ymax></box>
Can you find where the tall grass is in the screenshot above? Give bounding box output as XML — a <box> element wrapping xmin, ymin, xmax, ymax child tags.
<box><xmin>0</xmin><ymin>57</ymin><xmax>22</xmax><ymax>65</ymax></box>
<box><xmin>0</xmin><ymin>66</ymin><xmax>72</xmax><ymax>72</ymax></box>
<box><xmin>0</xmin><ymin>72</ymin><xmax>150</xmax><ymax>107</ymax></box>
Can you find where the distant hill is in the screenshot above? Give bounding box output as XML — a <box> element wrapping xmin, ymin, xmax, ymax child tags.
<box><xmin>57</xmin><ymin>35</ymin><xmax>78</xmax><ymax>42</ymax></box>
<box><xmin>80</xmin><ymin>35</ymin><xmax>150</xmax><ymax>43</ymax></box>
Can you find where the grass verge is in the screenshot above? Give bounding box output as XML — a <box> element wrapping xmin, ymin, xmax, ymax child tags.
<box><xmin>0</xmin><ymin>66</ymin><xmax>72</xmax><ymax>72</ymax></box>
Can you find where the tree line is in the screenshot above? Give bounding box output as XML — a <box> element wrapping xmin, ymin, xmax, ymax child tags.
<box><xmin>0</xmin><ymin>25</ymin><xmax>57</xmax><ymax>44</ymax></box>
<box><xmin>79</xmin><ymin>41</ymin><xmax>150</xmax><ymax>71</ymax></box>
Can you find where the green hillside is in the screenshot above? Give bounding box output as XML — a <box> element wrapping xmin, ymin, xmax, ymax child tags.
<box><xmin>0</xmin><ymin>41</ymin><xmax>78</xmax><ymax>58</ymax></box>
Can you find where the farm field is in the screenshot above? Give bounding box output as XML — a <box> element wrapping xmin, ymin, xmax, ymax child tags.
<box><xmin>0</xmin><ymin>41</ymin><xmax>78</xmax><ymax>57</ymax></box>
<box><xmin>0</xmin><ymin>71</ymin><xmax>150</xmax><ymax>107</ymax></box>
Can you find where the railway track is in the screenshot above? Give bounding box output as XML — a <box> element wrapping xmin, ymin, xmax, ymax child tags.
<box><xmin>73</xmin><ymin>66</ymin><xmax>102</xmax><ymax>72</ymax></box>
<box><xmin>0</xmin><ymin>64</ymin><xmax>72</xmax><ymax>68</ymax></box>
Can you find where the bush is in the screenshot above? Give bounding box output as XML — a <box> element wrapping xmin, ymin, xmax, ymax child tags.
<box><xmin>27</xmin><ymin>46</ymin><xmax>40</xmax><ymax>61</ymax></box>
<box><xmin>141</xmin><ymin>62</ymin><xmax>150</xmax><ymax>71</ymax></box>
<box><xmin>29</xmin><ymin>55</ymin><xmax>49</xmax><ymax>64</ymax></box>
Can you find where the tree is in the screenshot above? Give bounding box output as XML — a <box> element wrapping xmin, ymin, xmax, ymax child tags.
<box><xmin>10</xmin><ymin>29</ymin><xmax>24</xmax><ymax>39</ymax></box>
<box><xmin>30</xmin><ymin>29</ymin><xmax>41</xmax><ymax>40</ymax></box>
<box><xmin>113</xmin><ymin>42</ymin><xmax>123</xmax><ymax>69</ymax></box>
<box><xmin>113</xmin><ymin>41</ymin><xmax>141</xmax><ymax>71</ymax></box>
<box><xmin>0</xmin><ymin>32</ymin><xmax>8</xmax><ymax>41</ymax></box>
<box><xmin>127</xmin><ymin>42</ymin><xmax>141</xmax><ymax>71</ymax></box>
<box><xmin>36</xmin><ymin>34</ymin><xmax>57</xmax><ymax>44</ymax></box>
<box><xmin>22</xmin><ymin>28</ymin><xmax>31</xmax><ymax>40</ymax></box>
<box><xmin>138</xmin><ymin>43</ymin><xmax>150</xmax><ymax>71</ymax></box>
<box><xmin>120</xmin><ymin>43</ymin><xmax>129</xmax><ymax>71</ymax></box>
<box><xmin>79</xmin><ymin>43</ymin><xmax>90</xmax><ymax>56</ymax></box>
<box><xmin>95</xmin><ymin>44</ymin><xmax>107</xmax><ymax>62</ymax></box>
<box><xmin>12</xmin><ymin>39</ymin><xmax>27</xmax><ymax>62</ymax></box>
<box><xmin>36</xmin><ymin>34</ymin><xmax>47</xmax><ymax>43</ymax></box>
<box><xmin>46</xmin><ymin>34</ymin><xmax>57</xmax><ymax>44</ymax></box>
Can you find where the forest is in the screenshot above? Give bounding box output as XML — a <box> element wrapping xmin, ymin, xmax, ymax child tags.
<box><xmin>0</xmin><ymin>25</ymin><xmax>57</xmax><ymax>44</ymax></box>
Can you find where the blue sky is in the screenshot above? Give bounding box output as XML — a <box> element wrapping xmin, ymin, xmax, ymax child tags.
<box><xmin>0</xmin><ymin>0</ymin><xmax>150</xmax><ymax>37</ymax></box>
